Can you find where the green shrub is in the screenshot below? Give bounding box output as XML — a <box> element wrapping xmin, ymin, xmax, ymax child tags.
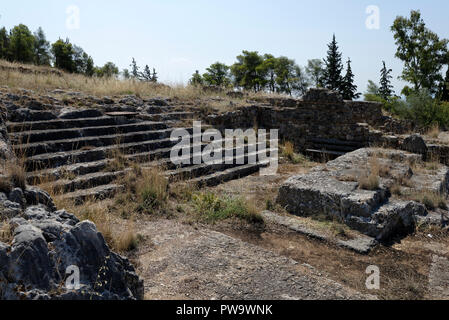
<box><xmin>192</xmin><ymin>192</ymin><xmax>263</xmax><ymax>224</ymax></box>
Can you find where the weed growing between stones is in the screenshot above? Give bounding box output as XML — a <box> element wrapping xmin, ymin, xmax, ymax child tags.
<box><xmin>280</xmin><ymin>141</ymin><xmax>309</xmax><ymax>164</ymax></box>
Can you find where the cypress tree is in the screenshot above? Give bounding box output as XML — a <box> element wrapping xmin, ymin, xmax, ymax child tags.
<box><xmin>0</xmin><ymin>27</ymin><xmax>10</xmax><ymax>60</ymax></box>
<box><xmin>341</xmin><ymin>58</ymin><xmax>360</xmax><ymax>100</ymax></box>
<box><xmin>379</xmin><ymin>61</ymin><xmax>394</xmax><ymax>100</ymax></box>
<box><xmin>322</xmin><ymin>34</ymin><xmax>344</xmax><ymax>93</ymax></box>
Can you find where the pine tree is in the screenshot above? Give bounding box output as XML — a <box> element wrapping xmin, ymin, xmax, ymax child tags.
<box><xmin>130</xmin><ymin>58</ymin><xmax>139</xmax><ymax>79</ymax></box>
<box><xmin>341</xmin><ymin>58</ymin><xmax>360</xmax><ymax>100</ymax></box>
<box><xmin>379</xmin><ymin>61</ymin><xmax>394</xmax><ymax>100</ymax></box>
<box><xmin>322</xmin><ymin>34</ymin><xmax>344</xmax><ymax>93</ymax></box>
<box><xmin>140</xmin><ymin>65</ymin><xmax>153</xmax><ymax>81</ymax></box>
<box><xmin>151</xmin><ymin>68</ymin><xmax>158</xmax><ymax>82</ymax></box>
<box><xmin>33</xmin><ymin>27</ymin><xmax>51</xmax><ymax>66</ymax></box>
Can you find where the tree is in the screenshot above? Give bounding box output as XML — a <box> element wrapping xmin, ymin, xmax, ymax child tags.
<box><xmin>391</xmin><ymin>10</ymin><xmax>449</xmax><ymax>95</ymax></box>
<box><xmin>0</xmin><ymin>27</ymin><xmax>10</xmax><ymax>60</ymax></box>
<box><xmin>441</xmin><ymin>68</ymin><xmax>449</xmax><ymax>102</ymax></box>
<box><xmin>231</xmin><ymin>51</ymin><xmax>266</xmax><ymax>92</ymax></box>
<box><xmin>306</xmin><ymin>59</ymin><xmax>324</xmax><ymax>87</ymax></box>
<box><xmin>51</xmin><ymin>39</ymin><xmax>75</xmax><ymax>72</ymax></box>
<box><xmin>95</xmin><ymin>62</ymin><xmax>119</xmax><ymax>78</ymax></box>
<box><xmin>72</xmin><ymin>45</ymin><xmax>90</xmax><ymax>74</ymax></box>
<box><xmin>260</xmin><ymin>54</ymin><xmax>277</xmax><ymax>93</ymax></box>
<box><xmin>122</xmin><ymin>69</ymin><xmax>131</xmax><ymax>79</ymax></box>
<box><xmin>130</xmin><ymin>58</ymin><xmax>139</xmax><ymax>79</ymax></box>
<box><xmin>9</xmin><ymin>24</ymin><xmax>35</xmax><ymax>63</ymax></box>
<box><xmin>203</xmin><ymin>62</ymin><xmax>231</xmax><ymax>87</ymax></box>
<box><xmin>274</xmin><ymin>56</ymin><xmax>309</xmax><ymax>96</ymax></box>
<box><xmin>322</xmin><ymin>34</ymin><xmax>344</xmax><ymax>93</ymax></box>
<box><xmin>190</xmin><ymin>70</ymin><xmax>203</xmax><ymax>86</ymax></box>
<box><xmin>139</xmin><ymin>65</ymin><xmax>152</xmax><ymax>81</ymax></box>
<box><xmin>151</xmin><ymin>68</ymin><xmax>158</xmax><ymax>82</ymax></box>
<box><xmin>379</xmin><ymin>61</ymin><xmax>394</xmax><ymax>100</ymax></box>
<box><xmin>84</xmin><ymin>55</ymin><xmax>95</xmax><ymax>77</ymax></box>
<box><xmin>341</xmin><ymin>58</ymin><xmax>360</xmax><ymax>100</ymax></box>
<box><xmin>33</xmin><ymin>27</ymin><xmax>51</xmax><ymax>66</ymax></box>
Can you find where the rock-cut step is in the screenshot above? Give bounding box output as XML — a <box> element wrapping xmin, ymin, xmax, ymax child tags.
<box><xmin>190</xmin><ymin>162</ymin><xmax>270</xmax><ymax>187</ymax></box>
<box><xmin>7</xmin><ymin>116</ymin><xmax>121</xmax><ymax>133</ymax></box>
<box><xmin>39</xmin><ymin>170</ymin><xmax>129</xmax><ymax>194</ymax></box>
<box><xmin>10</xmin><ymin>121</ymin><xmax>168</xmax><ymax>144</ymax></box>
<box><xmin>23</xmin><ymin>130</ymin><xmax>203</xmax><ymax>171</ymax></box>
<box><xmin>58</xmin><ymin>184</ymin><xmax>125</xmax><ymax>205</ymax></box>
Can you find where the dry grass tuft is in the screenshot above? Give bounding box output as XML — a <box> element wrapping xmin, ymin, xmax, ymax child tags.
<box><xmin>75</xmin><ymin>201</ymin><xmax>140</xmax><ymax>253</ymax></box>
<box><xmin>358</xmin><ymin>157</ymin><xmax>381</xmax><ymax>190</ymax></box>
<box><xmin>407</xmin><ymin>190</ymin><xmax>448</xmax><ymax>211</ymax></box>
<box><xmin>0</xmin><ymin>222</ymin><xmax>13</xmax><ymax>243</ymax></box>
<box><xmin>0</xmin><ymin>158</ymin><xmax>27</xmax><ymax>192</ymax></box>
<box><xmin>136</xmin><ymin>167</ymin><xmax>169</xmax><ymax>213</ymax></box>
<box><xmin>426</xmin><ymin>123</ymin><xmax>441</xmax><ymax>139</ymax></box>
<box><xmin>280</xmin><ymin>141</ymin><xmax>308</xmax><ymax>164</ymax></box>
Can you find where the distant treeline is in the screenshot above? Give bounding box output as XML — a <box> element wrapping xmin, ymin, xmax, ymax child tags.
<box><xmin>189</xmin><ymin>37</ymin><xmax>360</xmax><ymax>100</ymax></box>
<box><xmin>0</xmin><ymin>23</ymin><xmax>157</xmax><ymax>81</ymax></box>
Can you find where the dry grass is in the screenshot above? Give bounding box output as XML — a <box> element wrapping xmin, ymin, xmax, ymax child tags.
<box><xmin>0</xmin><ymin>222</ymin><xmax>13</xmax><ymax>243</ymax></box>
<box><xmin>0</xmin><ymin>158</ymin><xmax>27</xmax><ymax>192</ymax></box>
<box><xmin>406</xmin><ymin>190</ymin><xmax>448</xmax><ymax>211</ymax></box>
<box><xmin>0</xmin><ymin>59</ymin><xmax>256</xmax><ymax>103</ymax></box>
<box><xmin>104</xmin><ymin>138</ymin><xmax>129</xmax><ymax>172</ymax></box>
<box><xmin>358</xmin><ymin>157</ymin><xmax>382</xmax><ymax>190</ymax></box>
<box><xmin>426</xmin><ymin>123</ymin><xmax>441</xmax><ymax>139</ymax></box>
<box><xmin>75</xmin><ymin>200</ymin><xmax>140</xmax><ymax>253</ymax></box>
<box><xmin>280</xmin><ymin>141</ymin><xmax>308</xmax><ymax>164</ymax></box>
<box><xmin>136</xmin><ymin>167</ymin><xmax>169</xmax><ymax>213</ymax></box>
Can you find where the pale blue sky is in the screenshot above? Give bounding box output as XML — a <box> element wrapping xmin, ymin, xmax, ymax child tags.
<box><xmin>1</xmin><ymin>1</ymin><xmax>448</xmax><ymax>94</ymax></box>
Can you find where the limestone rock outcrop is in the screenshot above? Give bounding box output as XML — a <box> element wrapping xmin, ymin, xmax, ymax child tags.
<box><xmin>277</xmin><ymin>148</ymin><xmax>449</xmax><ymax>242</ymax></box>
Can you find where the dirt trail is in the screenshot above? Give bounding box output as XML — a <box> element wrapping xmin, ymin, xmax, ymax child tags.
<box><xmin>136</xmin><ymin>219</ymin><xmax>370</xmax><ymax>300</ymax></box>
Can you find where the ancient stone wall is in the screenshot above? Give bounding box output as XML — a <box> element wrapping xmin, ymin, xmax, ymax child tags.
<box><xmin>207</xmin><ymin>89</ymin><xmax>387</xmax><ymax>151</ymax></box>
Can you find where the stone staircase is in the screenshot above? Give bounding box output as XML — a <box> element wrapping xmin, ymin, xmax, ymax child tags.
<box><xmin>305</xmin><ymin>137</ymin><xmax>368</xmax><ymax>160</ymax></box>
<box><xmin>8</xmin><ymin>109</ymin><xmax>271</xmax><ymax>204</ymax></box>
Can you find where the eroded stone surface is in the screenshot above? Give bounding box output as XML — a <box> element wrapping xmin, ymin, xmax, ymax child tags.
<box><xmin>0</xmin><ymin>187</ymin><xmax>144</xmax><ymax>300</ymax></box>
<box><xmin>277</xmin><ymin>148</ymin><xmax>449</xmax><ymax>241</ymax></box>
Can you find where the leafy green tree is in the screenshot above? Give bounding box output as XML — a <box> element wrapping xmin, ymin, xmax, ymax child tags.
<box><xmin>231</xmin><ymin>51</ymin><xmax>266</xmax><ymax>92</ymax></box>
<box><xmin>33</xmin><ymin>27</ymin><xmax>51</xmax><ymax>66</ymax></box>
<box><xmin>274</xmin><ymin>56</ymin><xmax>309</xmax><ymax>96</ymax></box>
<box><xmin>203</xmin><ymin>62</ymin><xmax>231</xmax><ymax>87</ymax></box>
<box><xmin>391</xmin><ymin>10</ymin><xmax>449</xmax><ymax>95</ymax></box>
<box><xmin>0</xmin><ymin>27</ymin><xmax>10</xmax><ymax>60</ymax></box>
<box><xmin>51</xmin><ymin>39</ymin><xmax>75</xmax><ymax>72</ymax></box>
<box><xmin>122</xmin><ymin>69</ymin><xmax>131</xmax><ymax>79</ymax></box>
<box><xmin>9</xmin><ymin>24</ymin><xmax>35</xmax><ymax>63</ymax></box>
<box><xmin>341</xmin><ymin>58</ymin><xmax>360</xmax><ymax>100</ymax></box>
<box><xmin>84</xmin><ymin>55</ymin><xmax>95</xmax><ymax>77</ymax></box>
<box><xmin>379</xmin><ymin>61</ymin><xmax>394</xmax><ymax>100</ymax></box>
<box><xmin>306</xmin><ymin>59</ymin><xmax>324</xmax><ymax>88</ymax></box>
<box><xmin>322</xmin><ymin>34</ymin><xmax>344</xmax><ymax>93</ymax></box>
<box><xmin>189</xmin><ymin>70</ymin><xmax>203</xmax><ymax>86</ymax></box>
<box><xmin>72</xmin><ymin>45</ymin><xmax>88</xmax><ymax>73</ymax></box>
<box><xmin>95</xmin><ymin>62</ymin><xmax>119</xmax><ymax>78</ymax></box>
<box><xmin>260</xmin><ymin>54</ymin><xmax>277</xmax><ymax>93</ymax></box>
<box><xmin>364</xmin><ymin>80</ymin><xmax>380</xmax><ymax>101</ymax></box>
